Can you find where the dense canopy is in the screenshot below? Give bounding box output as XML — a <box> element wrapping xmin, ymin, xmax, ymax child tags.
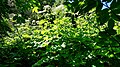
<box><xmin>0</xmin><ymin>0</ymin><xmax>120</xmax><ymax>67</ymax></box>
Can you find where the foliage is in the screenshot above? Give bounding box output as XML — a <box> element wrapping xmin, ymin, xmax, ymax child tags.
<box><xmin>1</xmin><ymin>0</ymin><xmax>120</xmax><ymax>67</ymax></box>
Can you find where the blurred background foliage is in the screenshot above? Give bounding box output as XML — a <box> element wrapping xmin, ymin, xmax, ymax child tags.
<box><xmin>0</xmin><ymin>0</ymin><xmax>120</xmax><ymax>67</ymax></box>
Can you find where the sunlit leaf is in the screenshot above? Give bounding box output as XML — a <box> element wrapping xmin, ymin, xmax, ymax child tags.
<box><xmin>32</xmin><ymin>7</ymin><xmax>39</xmax><ymax>13</ymax></box>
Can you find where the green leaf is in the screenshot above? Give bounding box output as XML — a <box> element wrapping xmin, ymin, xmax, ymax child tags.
<box><xmin>111</xmin><ymin>0</ymin><xmax>120</xmax><ymax>10</ymax></box>
<box><xmin>99</xmin><ymin>31</ymin><xmax>109</xmax><ymax>38</ymax></box>
<box><xmin>106</xmin><ymin>29</ymin><xmax>117</xmax><ymax>35</ymax></box>
<box><xmin>94</xmin><ymin>46</ymin><xmax>101</xmax><ymax>49</ymax></box>
<box><xmin>108</xmin><ymin>18</ymin><xmax>114</xmax><ymax>29</ymax></box>
<box><xmin>109</xmin><ymin>54</ymin><xmax>114</xmax><ymax>58</ymax></box>
<box><xmin>97</xmin><ymin>9</ymin><xmax>110</xmax><ymax>25</ymax></box>
<box><xmin>13</xmin><ymin>16</ymin><xmax>18</xmax><ymax>20</ymax></box>
<box><xmin>111</xmin><ymin>14</ymin><xmax>120</xmax><ymax>21</ymax></box>
<box><xmin>32</xmin><ymin>7</ymin><xmax>39</xmax><ymax>13</ymax></box>
<box><xmin>17</xmin><ymin>17</ymin><xmax>25</xmax><ymax>23</ymax></box>
<box><xmin>83</xmin><ymin>1</ymin><xmax>96</xmax><ymax>13</ymax></box>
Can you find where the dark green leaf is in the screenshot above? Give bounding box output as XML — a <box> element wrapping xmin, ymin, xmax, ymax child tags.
<box><xmin>97</xmin><ymin>9</ymin><xmax>110</xmax><ymax>25</ymax></box>
<box><xmin>108</xmin><ymin>18</ymin><xmax>114</xmax><ymax>29</ymax></box>
<box><xmin>106</xmin><ymin>29</ymin><xmax>117</xmax><ymax>35</ymax></box>
<box><xmin>99</xmin><ymin>31</ymin><xmax>109</xmax><ymax>38</ymax></box>
<box><xmin>111</xmin><ymin>13</ymin><xmax>120</xmax><ymax>21</ymax></box>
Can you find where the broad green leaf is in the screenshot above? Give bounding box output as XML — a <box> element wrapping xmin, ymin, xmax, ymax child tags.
<box><xmin>99</xmin><ymin>31</ymin><xmax>109</xmax><ymax>37</ymax></box>
<box><xmin>106</xmin><ymin>29</ymin><xmax>117</xmax><ymax>35</ymax></box>
<box><xmin>108</xmin><ymin>18</ymin><xmax>114</xmax><ymax>29</ymax></box>
<box><xmin>97</xmin><ymin>9</ymin><xmax>110</xmax><ymax>25</ymax></box>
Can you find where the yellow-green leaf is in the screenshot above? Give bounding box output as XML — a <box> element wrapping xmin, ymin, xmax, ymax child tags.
<box><xmin>32</xmin><ymin>7</ymin><xmax>38</xmax><ymax>13</ymax></box>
